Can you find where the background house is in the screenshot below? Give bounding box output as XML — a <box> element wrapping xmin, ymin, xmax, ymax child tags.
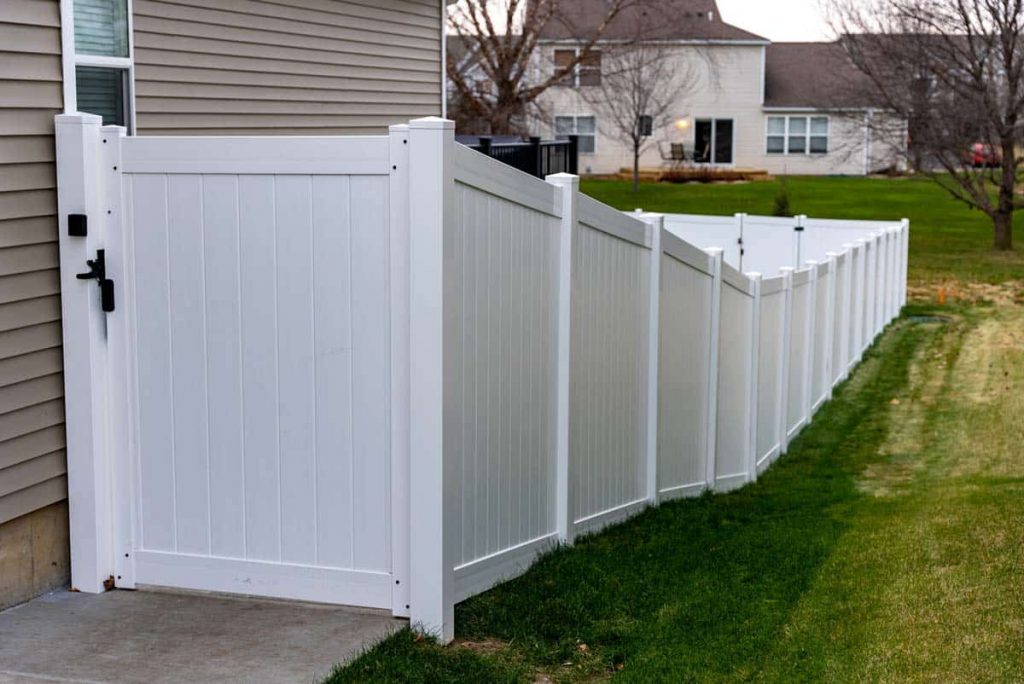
<box><xmin>0</xmin><ymin>0</ymin><xmax>444</xmax><ymax>611</ymax></box>
<box><xmin>531</xmin><ymin>0</ymin><xmax>904</xmax><ymax>175</ymax></box>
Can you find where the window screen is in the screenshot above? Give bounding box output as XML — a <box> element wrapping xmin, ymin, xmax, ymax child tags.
<box><xmin>76</xmin><ymin>66</ymin><xmax>126</xmax><ymax>126</ymax></box>
<box><xmin>74</xmin><ymin>0</ymin><xmax>129</xmax><ymax>57</ymax></box>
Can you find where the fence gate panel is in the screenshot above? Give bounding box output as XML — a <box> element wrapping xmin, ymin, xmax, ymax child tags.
<box><xmin>114</xmin><ymin>137</ymin><xmax>393</xmax><ymax>609</ymax></box>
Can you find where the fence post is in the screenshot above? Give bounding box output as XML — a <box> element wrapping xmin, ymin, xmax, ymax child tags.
<box><xmin>407</xmin><ymin>116</ymin><xmax>455</xmax><ymax>643</ymax></box>
<box><xmin>546</xmin><ymin>172</ymin><xmax>578</xmax><ymax>544</ymax></box>
<box><xmin>55</xmin><ymin>113</ymin><xmax>115</xmax><ymax>595</ymax></box>
<box><xmin>478</xmin><ymin>135</ymin><xmax>493</xmax><ymax>159</ymax></box>
<box><xmin>803</xmin><ymin>261</ymin><xmax>818</xmax><ymax>425</ymax></box>
<box><xmin>744</xmin><ymin>272</ymin><xmax>762</xmax><ymax>482</ymax></box>
<box><xmin>853</xmin><ymin>238</ymin><xmax>869</xmax><ymax>357</ymax></box>
<box><xmin>388</xmin><ymin>124</ymin><xmax>412</xmax><ymax>618</ymax></box>
<box><xmin>840</xmin><ymin>243</ymin><xmax>855</xmax><ymax>383</ymax></box>
<box><xmin>778</xmin><ymin>267</ymin><xmax>795</xmax><ymax>454</ymax></box>
<box><xmin>640</xmin><ymin>212</ymin><xmax>664</xmax><ymax>504</ymax></box>
<box><xmin>529</xmin><ymin>136</ymin><xmax>542</xmax><ymax>177</ymax></box>
<box><xmin>794</xmin><ymin>214</ymin><xmax>807</xmax><ymax>265</ymax></box>
<box><xmin>567</xmin><ymin>135</ymin><xmax>580</xmax><ymax>175</ymax></box>
<box><xmin>734</xmin><ymin>212</ymin><xmax>746</xmax><ymax>271</ymax></box>
<box><xmin>888</xmin><ymin>227</ymin><xmax>899</xmax><ymax>320</ymax></box>
<box><xmin>900</xmin><ymin>219</ymin><xmax>910</xmax><ymax>308</ymax></box>
<box><xmin>704</xmin><ymin>248</ymin><xmax>724</xmax><ymax>490</ymax></box>
<box><xmin>823</xmin><ymin>254</ymin><xmax>839</xmax><ymax>400</ymax></box>
<box><xmin>98</xmin><ymin>124</ymin><xmax>134</xmax><ymax>591</ymax></box>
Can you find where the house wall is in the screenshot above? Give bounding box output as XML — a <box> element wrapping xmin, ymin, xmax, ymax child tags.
<box><xmin>536</xmin><ymin>43</ymin><xmax>897</xmax><ymax>176</ymax></box>
<box><xmin>0</xmin><ymin>0</ymin><xmax>70</xmax><ymax>608</ymax></box>
<box><xmin>132</xmin><ymin>0</ymin><xmax>444</xmax><ymax>135</ymax></box>
<box><xmin>757</xmin><ymin>112</ymin><xmax>871</xmax><ymax>176</ymax></box>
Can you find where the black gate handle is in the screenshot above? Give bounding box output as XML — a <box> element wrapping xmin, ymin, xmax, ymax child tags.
<box><xmin>77</xmin><ymin>250</ymin><xmax>115</xmax><ymax>313</ymax></box>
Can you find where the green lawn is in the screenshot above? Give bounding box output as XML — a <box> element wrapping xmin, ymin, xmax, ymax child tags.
<box><xmin>327</xmin><ymin>177</ymin><xmax>1024</xmax><ymax>683</ymax></box>
<box><xmin>582</xmin><ymin>176</ymin><xmax>1024</xmax><ymax>289</ymax></box>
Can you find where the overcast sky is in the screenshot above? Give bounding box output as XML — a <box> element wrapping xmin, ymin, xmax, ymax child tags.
<box><xmin>716</xmin><ymin>0</ymin><xmax>834</xmax><ymax>42</ymax></box>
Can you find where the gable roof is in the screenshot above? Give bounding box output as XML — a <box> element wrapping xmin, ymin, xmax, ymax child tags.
<box><xmin>537</xmin><ymin>0</ymin><xmax>768</xmax><ymax>43</ymax></box>
<box><xmin>764</xmin><ymin>41</ymin><xmax>872</xmax><ymax>108</ymax></box>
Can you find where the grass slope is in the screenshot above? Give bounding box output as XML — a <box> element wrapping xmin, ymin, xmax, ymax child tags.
<box><xmin>330</xmin><ymin>302</ymin><xmax>1024</xmax><ymax>682</ymax></box>
<box><xmin>581</xmin><ymin>176</ymin><xmax>1024</xmax><ymax>288</ymax></box>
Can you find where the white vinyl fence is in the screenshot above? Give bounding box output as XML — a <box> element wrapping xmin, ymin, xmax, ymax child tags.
<box><xmin>57</xmin><ymin>115</ymin><xmax>907</xmax><ymax>645</ymax></box>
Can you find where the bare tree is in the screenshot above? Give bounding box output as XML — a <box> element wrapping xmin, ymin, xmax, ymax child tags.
<box><xmin>581</xmin><ymin>41</ymin><xmax>699</xmax><ymax>191</ymax></box>
<box><xmin>830</xmin><ymin>0</ymin><xmax>1024</xmax><ymax>250</ymax></box>
<box><xmin>446</xmin><ymin>0</ymin><xmax>632</xmax><ymax>134</ymax></box>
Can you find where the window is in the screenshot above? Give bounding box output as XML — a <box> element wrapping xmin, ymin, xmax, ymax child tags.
<box><xmin>555</xmin><ymin>115</ymin><xmax>596</xmax><ymax>153</ymax></box>
<box><xmin>694</xmin><ymin>119</ymin><xmax>734</xmax><ymax>164</ymax></box>
<box><xmin>66</xmin><ymin>0</ymin><xmax>134</xmax><ymax>129</ymax></box>
<box><xmin>766</xmin><ymin>116</ymin><xmax>829</xmax><ymax>155</ymax></box>
<box><xmin>553</xmin><ymin>48</ymin><xmax>602</xmax><ymax>88</ymax></box>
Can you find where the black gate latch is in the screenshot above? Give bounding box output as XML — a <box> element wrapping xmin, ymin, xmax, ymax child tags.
<box><xmin>77</xmin><ymin>249</ymin><xmax>115</xmax><ymax>313</ymax></box>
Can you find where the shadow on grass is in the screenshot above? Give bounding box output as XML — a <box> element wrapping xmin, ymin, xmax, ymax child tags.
<box><xmin>328</xmin><ymin>308</ymin><xmax>946</xmax><ymax>683</ymax></box>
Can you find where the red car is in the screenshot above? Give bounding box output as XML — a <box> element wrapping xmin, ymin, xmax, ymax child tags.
<box><xmin>966</xmin><ymin>142</ymin><xmax>1002</xmax><ymax>168</ymax></box>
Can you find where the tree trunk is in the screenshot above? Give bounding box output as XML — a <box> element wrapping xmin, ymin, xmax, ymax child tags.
<box><xmin>994</xmin><ymin>210</ymin><xmax>1014</xmax><ymax>251</ymax></box>
<box><xmin>995</xmin><ymin>142</ymin><xmax>1016</xmax><ymax>251</ymax></box>
<box><xmin>632</xmin><ymin>142</ymin><xmax>641</xmax><ymax>193</ymax></box>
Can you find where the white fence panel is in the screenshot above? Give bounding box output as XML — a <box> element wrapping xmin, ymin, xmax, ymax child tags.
<box><xmin>664</xmin><ymin>213</ymin><xmax>741</xmax><ymax>268</ymax></box>
<box><xmin>571</xmin><ymin>196</ymin><xmax>651</xmax><ymax>533</ymax></box>
<box><xmin>741</xmin><ymin>215</ymin><xmax>799</xmax><ymax>276</ymax></box>
<box><xmin>446</xmin><ymin>145</ymin><xmax>562</xmax><ymax>602</ymax></box>
<box><xmin>831</xmin><ymin>250</ymin><xmax>851</xmax><ymax>386</ymax></box>
<box><xmin>658</xmin><ymin>234</ymin><xmax>716</xmax><ymax>499</ymax></box>
<box><xmin>786</xmin><ymin>268</ymin><xmax>814</xmax><ymax>441</ymax></box>
<box><xmin>715</xmin><ymin>266</ymin><xmax>758</xmax><ymax>491</ymax></box>
<box><xmin>756</xmin><ymin>275</ymin><xmax>788</xmax><ymax>471</ymax></box>
<box><xmin>118</xmin><ymin>136</ymin><xmax>395</xmax><ymax>608</ymax></box>
<box><xmin>810</xmin><ymin>260</ymin><xmax>833</xmax><ymax>412</ymax></box>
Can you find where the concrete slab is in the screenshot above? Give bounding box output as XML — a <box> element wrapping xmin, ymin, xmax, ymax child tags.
<box><xmin>0</xmin><ymin>590</ymin><xmax>404</xmax><ymax>683</ymax></box>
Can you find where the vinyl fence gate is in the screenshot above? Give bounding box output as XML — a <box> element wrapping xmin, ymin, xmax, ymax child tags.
<box><xmin>56</xmin><ymin>115</ymin><xmax>409</xmax><ymax>615</ymax></box>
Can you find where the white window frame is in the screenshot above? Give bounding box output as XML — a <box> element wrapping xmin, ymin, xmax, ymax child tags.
<box><xmin>553</xmin><ymin>48</ymin><xmax>602</xmax><ymax>88</ymax></box>
<box><xmin>555</xmin><ymin>114</ymin><xmax>597</xmax><ymax>154</ymax></box>
<box><xmin>765</xmin><ymin>115</ymin><xmax>830</xmax><ymax>156</ymax></box>
<box><xmin>60</xmin><ymin>0</ymin><xmax>137</xmax><ymax>132</ymax></box>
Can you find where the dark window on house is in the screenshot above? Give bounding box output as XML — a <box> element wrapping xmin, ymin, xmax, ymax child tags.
<box><xmin>556</xmin><ymin>115</ymin><xmax>596</xmax><ymax>153</ymax></box>
<box><xmin>695</xmin><ymin>119</ymin><xmax>733</xmax><ymax>164</ymax></box>
<box><xmin>76</xmin><ymin>66</ymin><xmax>126</xmax><ymax>126</ymax></box>
<box><xmin>553</xmin><ymin>48</ymin><xmax>602</xmax><ymax>87</ymax></box>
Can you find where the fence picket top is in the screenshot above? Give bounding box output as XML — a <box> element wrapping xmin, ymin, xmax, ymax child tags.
<box><xmin>452</xmin><ymin>144</ymin><xmax>562</xmax><ymax>218</ymax></box>
<box><xmin>579</xmin><ymin>194</ymin><xmax>649</xmax><ymax>248</ymax></box>
<box><xmin>661</xmin><ymin>230</ymin><xmax>716</xmax><ymax>275</ymax></box>
<box><xmin>761</xmin><ymin>275</ymin><xmax>787</xmax><ymax>295</ymax></box>
<box><xmin>721</xmin><ymin>261</ymin><xmax>756</xmax><ymax>295</ymax></box>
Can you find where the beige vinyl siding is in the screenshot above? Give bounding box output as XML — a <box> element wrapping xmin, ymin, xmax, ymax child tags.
<box><xmin>133</xmin><ymin>0</ymin><xmax>443</xmax><ymax>135</ymax></box>
<box><xmin>0</xmin><ymin>0</ymin><xmax>68</xmax><ymax>526</ymax></box>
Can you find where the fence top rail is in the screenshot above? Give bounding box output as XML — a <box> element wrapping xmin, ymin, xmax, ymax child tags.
<box><xmin>793</xmin><ymin>266</ymin><xmax>814</xmax><ymax>286</ymax></box>
<box><xmin>721</xmin><ymin>261</ymin><xmax>755</xmax><ymax>295</ymax></box>
<box><xmin>121</xmin><ymin>135</ymin><xmax>390</xmax><ymax>175</ymax></box>
<box><xmin>805</xmin><ymin>217</ymin><xmax>903</xmax><ymax>231</ymax></box>
<box><xmin>742</xmin><ymin>215</ymin><xmax>798</xmax><ymax>229</ymax></box>
<box><xmin>761</xmin><ymin>275</ymin><xmax>787</xmax><ymax>296</ymax></box>
<box><xmin>816</xmin><ymin>260</ymin><xmax>831</xmax><ymax>277</ymax></box>
<box><xmin>663</xmin><ymin>213</ymin><xmax>736</xmax><ymax>228</ymax></box>
<box><xmin>453</xmin><ymin>144</ymin><xmax>561</xmax><ymax>219</ymax></box>
<box><xmin>661</xmin><ymin>229</ymin><xmax>715</xmax><ymax>275</ymax></box>
<box><xmin>579</xmin><ymin>195</ymin><xmax>649</xmax><ymax>248</ymax></box>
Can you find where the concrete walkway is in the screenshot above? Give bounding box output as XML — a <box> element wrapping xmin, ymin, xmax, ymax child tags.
<box><xmin>0</xmin><ymin>590</ymin><xmax>404</xmax><ymax>683</ymax></box>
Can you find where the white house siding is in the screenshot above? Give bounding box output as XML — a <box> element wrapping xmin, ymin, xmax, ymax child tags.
<box><xmin>538</xmin><ymin>43</ymin><xmax>766</xmax><ymax>175</ymax></box>
<box><xmin>133</xmin><ymin>0</ymin><xmax>443</xmax><ymax>135</ymax></box>
<box><xmin>537</xmin><ymin>43</ymin><xmax>898</xmax><ymax>176</ymax></box>
<box><xmin>757</xmin><ymin>112</ymin><xmax>871</xmax><ymax>176</ymax></box>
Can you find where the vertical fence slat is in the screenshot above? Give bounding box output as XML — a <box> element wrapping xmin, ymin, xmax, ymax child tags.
<box><xmin>704</xmin><ymin>248</ymin><xmax>724</xmax><ymax>489</ymax></box>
